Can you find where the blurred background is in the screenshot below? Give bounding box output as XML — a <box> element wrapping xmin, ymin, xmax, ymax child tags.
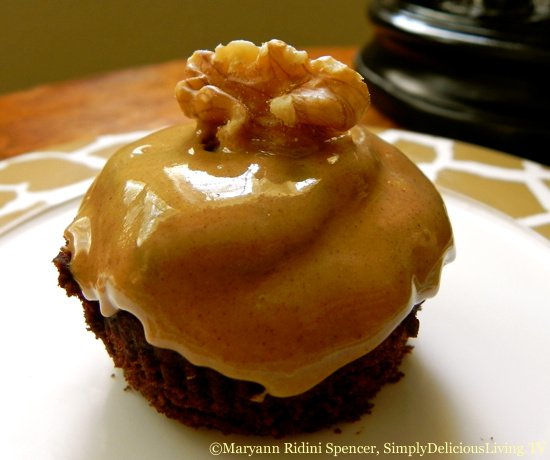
<box><xmin>0</xmin><ymin>0</ymin><xmax>369</xmax><ymax>94</ymax></box>
<box><xmin>3</xmin><ymin>0</ymin><xmax>546</xmax><ymax>161</ymax></box>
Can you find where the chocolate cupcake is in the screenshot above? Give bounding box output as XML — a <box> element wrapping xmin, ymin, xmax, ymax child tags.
<box><xmin>54</xmin><ymin>40</ymin><xmax>454</xmax><ymax>437</ymax></box>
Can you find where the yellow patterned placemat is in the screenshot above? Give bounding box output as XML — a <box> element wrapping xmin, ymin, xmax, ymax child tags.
<box><xmin>1</xmin><ymin>128</ymin><xmax>549</xmax><ymax>240</ymax></box>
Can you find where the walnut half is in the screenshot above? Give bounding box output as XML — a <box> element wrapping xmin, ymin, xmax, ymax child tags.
<box><xmin>176</xmin><ymin>40</ymin><xmax>370</xmax><ymax>155</ymax></box>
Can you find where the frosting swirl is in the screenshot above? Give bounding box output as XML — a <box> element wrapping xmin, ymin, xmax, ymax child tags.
<box><xmin>64</xmin><ymin>41</ymin><xmax>453</xmax><ymax>397</ymax></box>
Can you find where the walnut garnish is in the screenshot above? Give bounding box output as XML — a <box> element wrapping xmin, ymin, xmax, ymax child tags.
<box><xmin>176</xmin><ymin>40</ymin><xmax>370</xmax><ymax>155</ymax></box>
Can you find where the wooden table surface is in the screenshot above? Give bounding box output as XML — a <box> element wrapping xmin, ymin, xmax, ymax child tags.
<box><xmin>0</xmin><ymin>47</ymin><xmax>396</xmax><ymax>160</ymax></box>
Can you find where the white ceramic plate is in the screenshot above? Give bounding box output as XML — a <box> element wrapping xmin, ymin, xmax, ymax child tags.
<box><xmin>1</xmin><ymin>130</ymin><xmax>550</xmax><ymax>460</ymax></box>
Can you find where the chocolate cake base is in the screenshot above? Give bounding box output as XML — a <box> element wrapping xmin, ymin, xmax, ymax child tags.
<box><xmin>54</xmin><ymin>248</ymin><xmax>420</xmax><ymax>437</ymax></box>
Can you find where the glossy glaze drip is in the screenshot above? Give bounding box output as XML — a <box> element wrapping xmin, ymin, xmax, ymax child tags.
<box><xmin>65</xmin><ymin>122</ymin><xmax>453</xmax><ymax>397</ymax></box>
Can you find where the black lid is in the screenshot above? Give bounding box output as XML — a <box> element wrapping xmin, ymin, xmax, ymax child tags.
<box><xmin>355</xmin><ymin>0</ymin><xmax>550</xmax><ymax>164</ymax></box>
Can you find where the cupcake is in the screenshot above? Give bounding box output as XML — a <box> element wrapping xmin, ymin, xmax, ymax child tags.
<box><xmin>54</xmin><ymin>40</ymin><xmax>454</xmax><ymax>437</ymax></box>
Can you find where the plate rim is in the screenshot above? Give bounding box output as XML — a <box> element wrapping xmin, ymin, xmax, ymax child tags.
<box><xmin>1</xmin><ymin>127</ymin><xmax>549</xmax><ymax>241</ymax></box>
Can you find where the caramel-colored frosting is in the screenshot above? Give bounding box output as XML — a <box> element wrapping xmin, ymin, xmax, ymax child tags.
<box><xmin>64</xmin><ymin>40</ymin><xmax>453</xmax><ymax>397</ymax></box>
